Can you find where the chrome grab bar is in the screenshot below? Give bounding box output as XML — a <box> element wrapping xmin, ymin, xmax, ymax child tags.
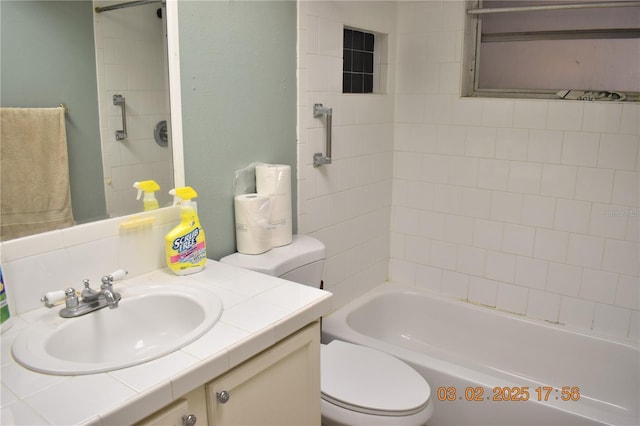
<box><xmin>113</xmin><ymin>94</ymin><xmax>127</xmax><ymax>141</ymax></box>
<box><xmin>313</xmin><ymin>103</ymin><xmax>332</xmax><ymax>167</ymax></box>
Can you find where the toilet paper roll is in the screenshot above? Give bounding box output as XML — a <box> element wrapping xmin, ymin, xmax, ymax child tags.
<box><xmin>234</xmin><ymin>193</ymin><xmax>272</xmax><ymax>255</ymax></box>
<box><xmin>269</xmin><ymin>192</ymin><xmax>292</xmax><ymax>247</ymax></box>
<box><xmin>256</xmin><ymin>164</ymin><xmax>291</xmax><ymax>195</ymax></box>
<box><xmin>256</xmin><ymin>164</ymin><xmax>292</xmax><ymax>247</ymax></box>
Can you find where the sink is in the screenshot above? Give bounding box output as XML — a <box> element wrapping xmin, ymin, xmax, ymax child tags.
<box><xmin>12</xmin><ymin>283</ymin><xmax>223</xmax><ymax>375</ymax></box>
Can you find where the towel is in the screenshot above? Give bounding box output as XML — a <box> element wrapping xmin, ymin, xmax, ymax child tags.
<box><xmin>1</xmin><ymin>107</ymin><xmax>75</xmax><ymax>240</ymax></box>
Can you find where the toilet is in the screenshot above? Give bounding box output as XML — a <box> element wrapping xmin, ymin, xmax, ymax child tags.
<box><xmin>220</xmin><ymin>235</ymin><xmax>434</xmax><ymax>426</ymax></box>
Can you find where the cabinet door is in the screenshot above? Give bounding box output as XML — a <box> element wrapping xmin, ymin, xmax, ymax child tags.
<box><xmin>206</xmin><ymin>321</ymin><xmax>321</xmax><ymax>426</ymax></box>
<box><xmin>136</xmin><ymin>387</ymin><xmax>207</xmax><ymax>426</ymax></box>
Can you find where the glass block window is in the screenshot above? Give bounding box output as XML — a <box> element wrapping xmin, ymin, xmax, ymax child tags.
<box><xmin>343</xmin><ymin>28</ymin><xmax>375</xmax><ymax>94</ymax></box>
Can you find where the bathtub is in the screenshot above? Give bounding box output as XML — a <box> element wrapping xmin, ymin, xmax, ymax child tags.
<box><xmin>322</xmin><ymin>283</ymin><xmax>639</xmax><ymax>426</ymax></box>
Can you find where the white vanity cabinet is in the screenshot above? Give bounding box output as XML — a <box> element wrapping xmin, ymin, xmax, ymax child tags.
<box><xmin>136</xmin><ymin>321</ymin><xmax>321</xmax><ymax>426</ymax></box>
<box><xmin>206</xmin><ymin>321</ymin><xmax>321</xmax><ymax>425</ymax></box>
<box><xmin>136</xmin><ymin>386</ymin><xmax>207</xmax><ymax>426</ymax></box>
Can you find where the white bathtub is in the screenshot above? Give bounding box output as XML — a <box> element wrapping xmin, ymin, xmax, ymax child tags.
<box><xmin>322</xmin><ymin>283</ymin><xmax>639</xmax><ymax>426</ymax></box>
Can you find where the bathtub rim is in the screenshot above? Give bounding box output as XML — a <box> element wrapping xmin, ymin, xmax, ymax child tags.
<box><xmin>323</xmin><ymin>281</ymin><xmax>639</xmax><ymax>350</ymax></box>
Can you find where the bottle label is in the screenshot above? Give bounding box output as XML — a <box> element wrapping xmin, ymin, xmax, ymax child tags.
<box><xmin>0</xmin><ymin>277</ymin><xmax>10</xmax><ymax>325</ymax></box>
<box><xmin>170</xmin><ymin>228</ymin><xmax>206</xmax><ymax>265</ymax></box>
<box><xmin>172</xmin><ymin>228</ymin><xmax>200</xmax><ymax>253</ymax></box>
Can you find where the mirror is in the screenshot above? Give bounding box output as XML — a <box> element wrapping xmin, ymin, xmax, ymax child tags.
<box><xmin>0</xmin><ymin>0</ymin><xmax>177</xmax><ymax>241</ymax></box>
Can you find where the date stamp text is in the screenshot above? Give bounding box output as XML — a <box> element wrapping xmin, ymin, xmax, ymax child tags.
<box><xmin>436</xmin><ymin>386</ymin><xmax>581</xmax><ymax>402</ymax></box>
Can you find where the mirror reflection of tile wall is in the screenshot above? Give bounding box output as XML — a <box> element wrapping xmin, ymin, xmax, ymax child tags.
<box><xmin>94</xmin><ymin>2</ymin><xmax>174</xmax><ymax>217</ymax></box>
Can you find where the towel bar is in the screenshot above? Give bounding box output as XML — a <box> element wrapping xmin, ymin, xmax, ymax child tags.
<box><xmin>113</xmin><ymin>95</ymin><xmax>127</xmax><ymax>141</ymax></box>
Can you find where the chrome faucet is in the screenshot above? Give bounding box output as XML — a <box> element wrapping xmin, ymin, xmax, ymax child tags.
<box><xmin>99</xmin><ymin>277</ymin><xmax>120</xmax><ymax>309</ymax></box>
<box><xmin>41</xmin><ymin>269</ymin><xmax>127</xmax><ymax>318</ymax></box>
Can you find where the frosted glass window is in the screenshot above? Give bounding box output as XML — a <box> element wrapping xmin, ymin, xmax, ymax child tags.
<box><xmin>464</xmin><ymin>0</ymin><xmax>640</xmax><ymax>101</ymax></box>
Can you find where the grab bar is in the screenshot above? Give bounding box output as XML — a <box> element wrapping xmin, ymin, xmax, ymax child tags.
<box><xmin>113</xmin><ymin>94</ymin><xmax>127</xmax><ymax>141</ymax></box>
<box><xmin>95</xmin><ymin>0</ymin><xmax>162</xmax><ymax>14</ymax></box>
<box><xmin>313</xmin><ymin>103</ymin><xmax>332</xmax><ymax>167</ymax></box>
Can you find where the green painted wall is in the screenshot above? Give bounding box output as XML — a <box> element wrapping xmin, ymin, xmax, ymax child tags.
<box><xmin>0</xmin><ymin>0</ymin><xmax>107</xmax><ymax>225</ymax></box>
<box><xmin>178</xmin><ymin>1</ymin><xmax>297</xmax><ymax>259</ymax></box>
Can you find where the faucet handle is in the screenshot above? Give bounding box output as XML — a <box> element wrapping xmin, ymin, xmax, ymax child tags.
<box><xmin>81</xmin><ymin>279</ymin><xmax>98</xmax><ymax>299</ymax></box>
<box><xmin>100</xmin><ymin>280</ymin><xmax>113</xmax><ymax>291</ymax></box>
<box><xmin>64</xmin><ymin>288</ymin><xmax>79</xmax><ymax>308</ymax></box>
<box><xmin>40</xmin><ymin>290</ymin><xmax>66</xmax><ymax>308</ymax></box>
<box><xmin>102</xmin><ymin>269</ymin><xmax>128</xmax><ymax>285</ymax></box>
<box><xmin>110</xmin><ymin>269</ymin><xmax>128</xmax><ymax>281</ymax></box>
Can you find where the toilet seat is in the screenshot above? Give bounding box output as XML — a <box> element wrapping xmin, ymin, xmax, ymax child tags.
<box><xmin>321</xmin><ymin>341</ymin><xmax>431</xmax><ymax>417</ymax></box>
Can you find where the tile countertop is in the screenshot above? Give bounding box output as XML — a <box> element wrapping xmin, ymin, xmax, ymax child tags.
<box><xmin>0</xmin><ymin>260</ymin><xmax>333</xmax><ymax>425</ymax></box>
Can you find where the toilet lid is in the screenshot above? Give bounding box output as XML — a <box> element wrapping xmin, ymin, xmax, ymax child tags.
<box><xmin>321</xmin><ymin>341</ymin><xmax>431</xmax><ymax>416</ymax></box>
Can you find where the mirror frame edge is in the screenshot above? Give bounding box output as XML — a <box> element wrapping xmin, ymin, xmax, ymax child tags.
<box><xmin>166</xmin><ymin>0</ymin><xmax>185</xmax><ymax>188</ymax></box>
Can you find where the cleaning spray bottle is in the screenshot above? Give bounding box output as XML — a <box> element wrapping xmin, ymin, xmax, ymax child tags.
<box><xmin>133</xmin><ymin>180</ymin><xmax>161</xmax><ymax>211</ymax></box>
<box><xmin>165</xmin><ymin>187</ymin><xmax>206</xmax><ymax>275</ymax></box>
<box><xmin>1</xmin><ymin>265</ymin><xmax>13</xmax><ymax>333</ymax></box>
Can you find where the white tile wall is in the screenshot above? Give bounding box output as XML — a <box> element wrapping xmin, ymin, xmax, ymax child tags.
<box><xmin>389</xmin><ymin>0</ymin><xmax>639</xmax><ymax>340</ymax></box>
<box><xmin>299</xmin><ymin>0</ymin><xmax>638</xmax><ymax>341</ymax></box>
<box><xmin>297</xmin><ymin>1</ymin><xmax>397</xmax><ymax>307</ymax></box>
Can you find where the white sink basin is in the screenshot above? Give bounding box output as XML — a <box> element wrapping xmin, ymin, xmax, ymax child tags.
<box><xmin>12</xmin><ymin>283</ymin><xmax>223</xmax><ymax>375</ymax></box>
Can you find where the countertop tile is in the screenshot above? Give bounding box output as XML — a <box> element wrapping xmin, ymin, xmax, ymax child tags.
<box><xmin>108</xmin><ymin>350</ymin><xmax>199</xmax><ymax>392</ymax></box>
<box><xmin>202</xmin><ymin>284</ymin><xmax>250</xmax><ymax>309</ymax></box>
<box><xmin>226</xmin><ymin>325</ymin><xmax>276</xmax><ymax>367</ymax></box>
<box><xmin>0</xmin><ymin>318</ymin><xmax>27</xmax><ymax>367</ymax></box>
<box><xmin>98</xmin><ymin>382</ymin><xmax>173</xmax><ymax>426</ymax></box>
<box><xmin>209</xmin><ymin>270</ymin><xmax>286</xmax><ymax>297</ymax></box>
<box><xmin>1</xmin><ymin>399</ymin><xmax>49</xmax><ymax>425</ymax></box>
<box><xmin>189</xmin><ymin>260</ymin><xmax>252</xmax><ymax>286</ymax></box>
<box><xmin>1</xmin><ymin>362</ymin><xmax>68</xmax><ymax>399</ymax></box>
<box><xmin>253</xmin><ymin>280</ymin><xmax>329</xmax><ymax>310</ymax></box>
<box><xmin>221</xmin><ymin>297</ymin><xmax>292</xmax><ymax>332</ymax></box>
<box><xmin>181</xmin><ymin>321</ymin><xmax>249</xmax><ymax>360</ymax></box>
<box><xmin>1</xmin><ymin>383</ymin><xmax>17</xmax><ymax>406</ymax></box>
<box><xmin>169</xmin><ymin>350</ymin><xmax>230</xmax><ymax>400</ymax></box>
<box><xmin>274</xmin><ymin>310</ymin><xmax>315</xmax><ymax>342</ymax></box>
<box><xmin>25</xmin><ymin>375</ymin><xmax>136</xmax><ymax>425</ymax></box>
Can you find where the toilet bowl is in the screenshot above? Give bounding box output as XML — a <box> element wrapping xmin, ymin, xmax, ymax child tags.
<box><xmin>220</xmin><ymin>235</ymin><xmax>434</xmax><ymax>425</ymax></box>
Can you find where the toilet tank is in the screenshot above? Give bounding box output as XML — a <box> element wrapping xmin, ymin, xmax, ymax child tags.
<box><xmin>219</xmin><ymin>235</ymin><xmax>326</xmax><ymax>288</ymax></box>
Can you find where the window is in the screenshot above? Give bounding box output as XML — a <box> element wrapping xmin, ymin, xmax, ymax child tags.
<box><xmin>343</xmin><ymin>28</ymin><xmax>375</xmax><ymax>93</ymax></box>
<box><xmin>463</xmin><ymin>0</ymin><xmax>640</xmax><ymax>101</ymax></box>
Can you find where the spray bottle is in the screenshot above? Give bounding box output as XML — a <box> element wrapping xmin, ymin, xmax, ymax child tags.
<box><xmin>133</xmin><ymin>180</ymin><xmax>160</xmax><ymax>211</ymax></box>
<box><xmin>1</xmin><ymin>265</ymin><xmax>12</xmax><ymax>333</ymax></box>
<box><xmin>165</xmin><ymin>187</ymin><xmax>206</xmax><ymax>275</ymax></box>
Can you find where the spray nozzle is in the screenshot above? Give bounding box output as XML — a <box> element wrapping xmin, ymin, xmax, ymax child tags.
<box><xmin>169</xmin><ymin>186</ymin><xmax>198</xmax><ymax>206</ymax></box>
<box><xmin>133</xmin><ymin>180</ymin><xmax>161</xmax><ymax>200</ymax></box>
